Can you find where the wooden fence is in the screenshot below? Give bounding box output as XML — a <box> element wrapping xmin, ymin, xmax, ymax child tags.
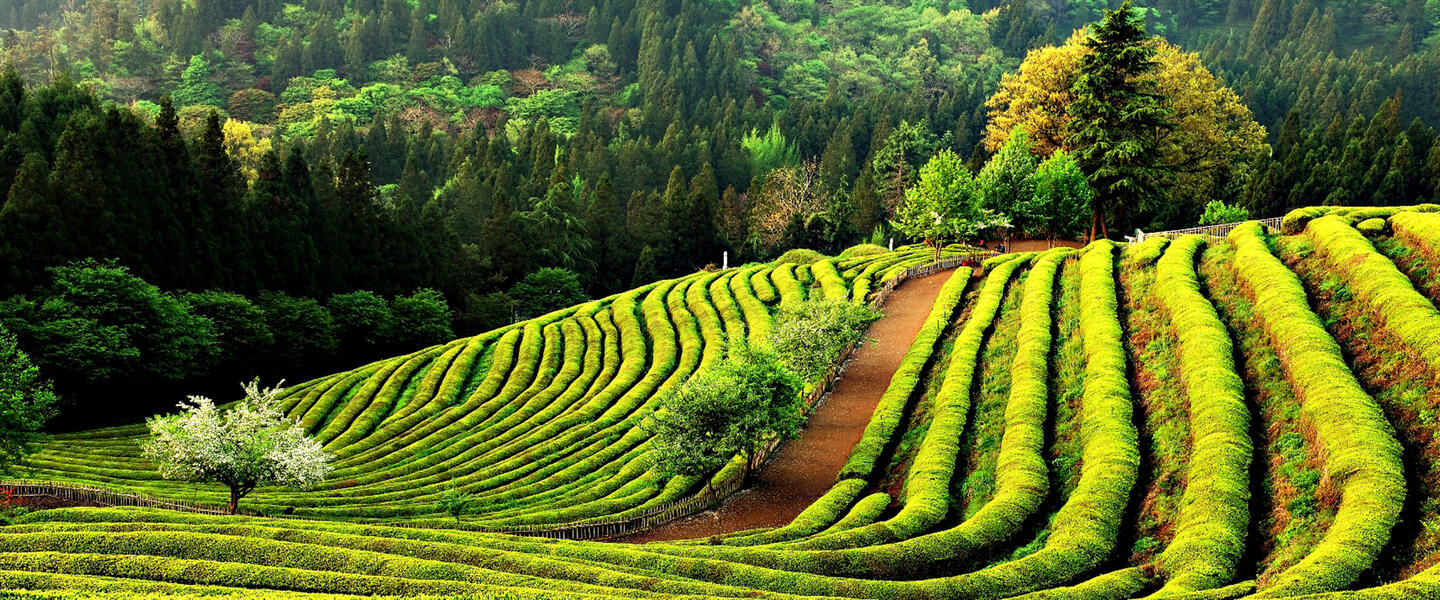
<box><xmin>1</xmin><ymin>253</ymin><xmax>995</xmax><ymax>542</ymax></box>
<box><xmin>1134</xmin><ymin>217</ymin><xmax>1284</xmax><ymax>242</ymax></box>
<box><xmin>1</xmin><ymin>481</ymin><xmax>234</xmax><ymax>516</ymax></box>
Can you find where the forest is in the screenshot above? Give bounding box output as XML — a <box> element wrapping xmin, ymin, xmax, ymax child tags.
<box><xmin>1</xmin><ymin>0</ymin><xmax>1440</xmax><ymax>419</ymax></box>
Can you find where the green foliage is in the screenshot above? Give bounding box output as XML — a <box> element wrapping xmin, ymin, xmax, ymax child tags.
<box><xmin>1226</xmin><ymin>221</ymin><xmax>1405</xmax><ymax>595</ymax></box>
<box><xmin>1025</xmin><ymin>150</ymin><xmax>1093</xmax><ymax>242</ymax></box>
<box><xmin>183</xmin><ymin>290</ymin><xmax>275</xmax><ymax>367</ymax></box>
<box><xmin>1303</xmin><ymin>216</ymin><xmax>1440</xmax><ymax>377</ymax></box>
<box><xmin>769</xmin><ymin>298</ymin><xmax>880</xmax><ymax>382</ymax></box>
<box><xmin>741</xmin><ymin>122</ymin><xmax>799</xmax><ymax>176</ymax></box>
<box><xmin>327</xmin><ymin>291</ymin><xmax>395</xmax><ymax>348</ymax></box>
<box><xmin>257</xmin><ymin>291</ymin><xmax>338</xmax><ymax>367</ymax></box>
<box><xmin>389</xmin><ymin>289</ymin><xmax>454</xmax><ymax>349</ymax></box>
<box><xmin>774</xmin><ymin>248</ymin><xmax>826</xmax><ymax>265</ymax></box>
<box><xmin>0</xmin><ymin>260</ymin><xmax>217</xmax><ymax>385</ymax></box>
<box><xmin>892</xmin><ymin>149</ymin><xmax>1008</xmax><ymax>257</ymax></box>
<box><xmin>508</xmin><ymin>269</ymin><xmax>589</xmax><ymax>322</ymax></box>
<box><xmin>439</xmin><ymin>480</ymin><xmax>475</xmax><ymax>523</ymax></box>
<box><xmin>647</xmin><ymin>344</ymin><xmax>804</xmax><ymax>479</ymax></box>
<box><xmin>1199</xmin><ymin>200</ymin><xmax>1250</xmax><ymax>226</ymax></box>
<box><xmin>1282</xmin><ymin>204</ymin><xmax>1440</xmax><ymax>235</ymax></box>
<box><xmin>1356</xmin><ymin>217</ymin><xmax>1389</xmax><ymax>235</ymax></box>
<box><xmin>1065</xmin><ymin>0</ymin><xmax>1173</xmax><ymax>237</ymax></box>
<box><xmin>976</xmin><ymin>127</ymin><xmax>1038</xmax><ymax>223</ymax></box>
<box><xmin>0</xmin><ymin>325</ymin><xmax>56</xmax><ymax>476</ymax></box>
<box><xmin>172</xmin><ymin>54</ymin><xmax>226</xmax><ymax>107</ymax></box>
<box><xmin>838</xmin><ymin>244</ymin><xmax>887</xmax><ymax>259</ymax></box>
<box><xmin>1151</xmin><ymin>235</ymin><xmax>1251</xmax><ymax>593</ymax></box>
<box><xmin>838</xmin><ymin>266</ymin><xmax>971</xmax><ymax>482</ymax></box>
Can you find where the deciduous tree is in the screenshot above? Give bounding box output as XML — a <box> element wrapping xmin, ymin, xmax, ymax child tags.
<box><xmin>985</xmin><ymin>22</ymin><xmax>1266</xmax><ymax>229</ymax></box>
<box><xmin>0</xmin><ymin>325</ymin><xmax>56</xmax><ymax>476</ymax></box>
<box><xmin>891</xmin><ymin>149</ymin><xmax>1008</xmax><ymax>259</ymax></box>
<box><xmin>143</xmin><ymin>380</ymin><xmax>331</xmax><ymax>514</ymax></box>
<box><xmin>646</xmin><ymin>344</ymin><xmax>803</xmax><ymax>484</ymax></box>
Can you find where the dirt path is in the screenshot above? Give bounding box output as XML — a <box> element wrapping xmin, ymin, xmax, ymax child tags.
<box><xmin>615</xmin><ymin>269</ymin><xmax>962</xmax><ymax>544</ymax></box>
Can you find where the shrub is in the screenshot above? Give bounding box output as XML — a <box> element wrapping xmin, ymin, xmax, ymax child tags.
<box><xmin>839</xmin><ymin>244</ymin><xmax>887</xmax><ymax>259</ymax></box>
<box><xmin>1303</xmin><ymin>216</ymin><xmax>1440</xmax><ymax>377</ymax></box>
<box><xmin>1280</xmin><ymin>203</ymin><xmax>1440</xmax><ymax>234</ymax></box>
<box><xmin>1355</xmin><ymin>217</ymin><xmax>1388</xmax><ymax>235</ymax></box>
<box><xmin>1150</xmin><ymin>235</ymin><xmax>1251</xmax><ymax>594</ymax></box>
<box><xmin>775</xmin><ymin>248</ymin><xmax>826</xmax><ymax>264</ymax></box>
<box><xmin>836</xmin><ymin>266</ymin><xmax>973</xmax><ymax>482</ymax></box>
<box><xmin>804</xmin><ymin>254</ymin><xmax>1024</xmax><ymax>551</ymax></box>
<box><xmin>769</xmin><ymin>298</ymin><xmax>881</xmax><ymax>383</ymax></box>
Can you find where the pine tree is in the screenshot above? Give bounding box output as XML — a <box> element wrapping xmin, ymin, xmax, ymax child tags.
<box><xmin>303</xmin><ymin>19</ymin><xmax>344</xmax><ymax>75</ymax></box>
<box><xmin>0</xmin><ymin>64</ymin><xmax>25</xmax><ymax>133</ymax></box>
<box><xmin>583</xmin><ymin>173</ymin><xmax>630</xmax><ymax>293</ymax></box>
<box><xmin>407</xmin><ymin>9</ymin><xmax>429</xmax><ymax>64</ymax></box>
<box><xmin>272</xmin><ymin>32</ymin><xmax>303</xmax><ymax>84</ymax></box>
<box><xmin>1065</xmin><ymin>0</ymin><xmax>1172</xmax><ymax>240</ymax></box>
<box><xmin>1246</xmin><ymin>0</ymin><xmax>1286</xmax><ymax>59</ymax></box>
<box><xmin>631</xmin><ymin>244</ymin><xmax>660</xmax><ymax>287</ymax></box>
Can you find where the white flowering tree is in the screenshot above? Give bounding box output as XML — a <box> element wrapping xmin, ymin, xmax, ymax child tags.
<box><xmin>143</xmin><ymin>380</ymin><xmax>331</xmax><ymax>514</ymax></box>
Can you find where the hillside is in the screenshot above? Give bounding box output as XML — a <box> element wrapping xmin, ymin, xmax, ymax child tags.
<box><xmin>13</xmin><ymin>245</ymin><xmax>966</xmax><ymax>528</ymax></box>
<box><xmin>3</xmin><ymin>206</ymin><xmax>1440</xmax><ymax>597</ymax></box>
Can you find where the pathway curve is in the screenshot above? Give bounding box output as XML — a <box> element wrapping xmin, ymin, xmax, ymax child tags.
<box><xmin>616</xmin><ymin>268</ymin><xmax>961</xmax><ymax>543</ymax></box>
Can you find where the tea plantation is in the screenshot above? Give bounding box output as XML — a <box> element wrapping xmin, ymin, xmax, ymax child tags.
<box><xmin>6</xmin><ymin>206</ymin><xmax>1440</xmax><ymax>599</ymax></box>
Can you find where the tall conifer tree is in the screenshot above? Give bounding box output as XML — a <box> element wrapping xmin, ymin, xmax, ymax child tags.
<box><xmin>1065</xmin><ymin>0</ymin><xmax>1172</xmax><ymax>240</ymax></box>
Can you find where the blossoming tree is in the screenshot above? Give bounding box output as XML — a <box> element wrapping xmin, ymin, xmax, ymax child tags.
<box><xmin>143</xmin><ymin>380</ymin><xmax>330</xmax><ymax>514</ymax></box>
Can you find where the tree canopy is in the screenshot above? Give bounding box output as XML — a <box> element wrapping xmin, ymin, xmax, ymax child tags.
<box><xmin>646</xmin><ymin>345</ymin><xmax>804</xmax><ymax>482</ymax></box>
<box><xmin>985</xmin><ymin>20</ymin><xmax>1267</xmax><ymax>231</ymax></box>
<box><xmin>891</xmin><ymin>149</ymin><xmax>1009</xmax><ymax>257</ymax></box>
<box><xmin>0</xmin><ymin>325</ymin><xmax>56</xmax><ymax>476</ymax></box>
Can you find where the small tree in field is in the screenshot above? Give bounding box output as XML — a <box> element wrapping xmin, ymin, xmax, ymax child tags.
<box><xmin>893</xmin><ymin>149</ymin><xmax>1010</xmax><ymax>260</ymax></box>
<box><xmin>438</xmin><ymin>480</ymin><xmax>474</xmax><ymax>523</ymax></box>
<box><xmin>647</xmin><ymin>345</ymin><xmax>804</xmax><ymax>485</ymax></box>
<box><xmin>770</xmin><ymin>298</ymin><xmax>882</xmax><ymax>382</ymax></box>
<box><xmin>143</xmin><ymin>380</ymin><xmax>331</xmax><ymax>514</ymax></box>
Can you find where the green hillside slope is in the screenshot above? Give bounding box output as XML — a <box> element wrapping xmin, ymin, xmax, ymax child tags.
<box><xmin>13</xmin><ymin>245</ymin><xmax>969</xmax><ymax>528</ymax></box>
<box><xmin>6</xmin><ymin>207</ymin><xmax>1440</xmax><ymax>598</ymax></box>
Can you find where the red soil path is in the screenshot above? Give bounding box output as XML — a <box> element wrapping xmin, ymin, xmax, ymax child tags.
<box><xmin>616</xmin><ymin>268</ymin><xmax>962</xmax><ymax>543</ymax></box>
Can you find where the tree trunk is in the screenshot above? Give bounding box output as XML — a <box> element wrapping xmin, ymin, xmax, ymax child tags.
<box><xmin>228</xmin><ymin>485</ymin><xmax>240</xmax><ymax>515</ymax></box>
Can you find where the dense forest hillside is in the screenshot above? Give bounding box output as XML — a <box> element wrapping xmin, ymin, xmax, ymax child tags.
<box><xmin>3</xmin><ymin>0</ymin><xmax>1439</xmax><ymax>419</ymax></box>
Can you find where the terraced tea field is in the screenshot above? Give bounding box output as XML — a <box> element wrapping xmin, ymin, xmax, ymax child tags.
<box><xmin>6</xmin><ymin>205</ymin><xmax>1440</xmax><ymax>599</ymax></box>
